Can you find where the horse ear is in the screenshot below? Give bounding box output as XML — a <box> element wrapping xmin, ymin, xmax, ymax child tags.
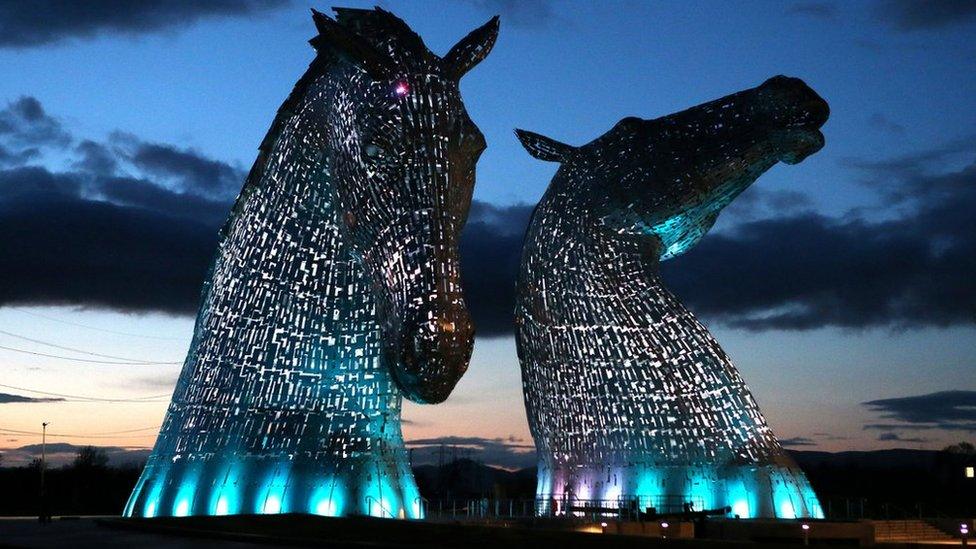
<box><xmin>443</xmin><ymin>16</ymin><xmax>499</xmax><ymax>79</ymax></box>
<box><xmin>515</xmin><ymin>129</ymin><xmax>576</xmax><ymax>163</ymax></box>
<box><xmin>310</xmin><ymin>9</ymin><xmax>396</xmax><ymax>79</ymax></box>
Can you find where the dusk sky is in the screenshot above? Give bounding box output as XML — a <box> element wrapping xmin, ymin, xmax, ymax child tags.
<box><xmin>1</xmin><ymin>0</ymin><xmax>974</xmax><ymax>469</ymax></box>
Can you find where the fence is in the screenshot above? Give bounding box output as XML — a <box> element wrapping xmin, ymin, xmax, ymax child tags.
<box><xmin>419</xmin><ymin>495</ymin><xmax>708</xmax><ymax>522</ymax></box>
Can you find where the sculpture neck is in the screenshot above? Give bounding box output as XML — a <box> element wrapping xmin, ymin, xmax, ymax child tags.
<box><xmin>521</xmin><ymin>188</ymin><xmax>662</xmax><ymax>295</ymax></box>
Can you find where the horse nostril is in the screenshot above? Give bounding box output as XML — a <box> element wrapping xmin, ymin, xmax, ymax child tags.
<box><xmin>439</xmin><ymin>319</ymin><xmax>456</xmax><ymax>333</ymax></box>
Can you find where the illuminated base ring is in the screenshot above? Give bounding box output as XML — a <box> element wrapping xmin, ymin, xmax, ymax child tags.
<box><xmin>534</xmin><ymin>461</ymin><xmax>823</xmax><ymax>519</ymax></box>
<box><xmin>123</xmin><ymin>454</ymin><xmax>424</xmax><ymax>519</ymax></box>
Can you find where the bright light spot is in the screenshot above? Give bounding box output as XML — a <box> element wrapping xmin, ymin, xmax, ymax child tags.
<box><xmin>779</xmin><ymin>500</ymin><xmax>797</xmax><ymax>519</ymax></box>
<box><xmin>732</xmin><ymin>499</ymin><xmax>750</xmax><ymax>519</ymax></box>
<box><xmin>174</xmin><ymin>499</ymin><xmax>190</xmax><ymax>517</ymax></box>
<box><xmin>394</xmin><ymin>81</ymin><xmax>410</xmax><ymax>96</ymax></box>
<box><xmin>600</xmin><ymin>522</ymin><xmax>608</xmax><ymax>528</ymax></box>
<box><xmin>215</xmin><ymin>496</ymin><xmax>229</xmax><ymax>516</ymax></box>
<box><xmin>966</xmin><ymin>466</ymin><xmax>974</xmax><ymax>478</ymax></box>
<box><xmin>801</xmin><ymin>524</ymin><xmax>810</xmax><ymax>531</ymax></box>
<box><xmin>315</xmin><ymin>498</ymin><xmax>337</xmax><ymax>517</ymax></box>
<box><xmin>263</xmin><ymin>494</ymin><xmax>281</xmax><ymax>514</ymax></box>
<box><xmin>145</xmin><ymin>500</ymin><xmax>157</xmax><ymax>518</ymax></box>
<box><xmin>661</xmin><ymin>522</ymin><xmax>669</xmax><ymax>528</ymax></box>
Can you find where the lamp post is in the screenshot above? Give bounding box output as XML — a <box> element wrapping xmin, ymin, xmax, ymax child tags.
<box><xmin>961</xmin><ymin>523</ymin><xmax>969</xmax><ymax>547</ymax></box>
<box><xmin>802</xmin><ymin>523</ymin><xmax>810</xmax><ymax>546</ymax></box>
<box><xmin>39</xmin><ymin>422</ymin><xmax>49</xmax><ymax>524</ymax></box>
<box><xmin>661</xmin><ymin>521</ymin><xmax>670</xmax><ymax>539</ymax></box>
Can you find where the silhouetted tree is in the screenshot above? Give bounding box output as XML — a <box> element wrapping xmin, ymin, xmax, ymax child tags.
<box><xmin>942</xmin><ymin>442</ymin><xmax>976</xmax><ymax>455</ymax></box>
<box><xmin>72</xmin><ymin>446</ymin><xmax>109</xmax><ymax>469</ymax></box>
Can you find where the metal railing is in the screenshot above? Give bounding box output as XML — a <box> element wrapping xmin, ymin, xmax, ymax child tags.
<box><xmin>364</xmin><ymin>495</ymin><xmax>397</xmax><ymax>519</ymax></box>
<box><xmin>421</xmin><ymin>495</ymin><xmax>709</xmax><ymax>522</ymax></box>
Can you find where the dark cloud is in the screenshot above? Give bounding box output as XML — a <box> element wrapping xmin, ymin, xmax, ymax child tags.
<box><xmin>406</xmin><ymin>435</ymin><xmax>536</xmax><ymax>469</ymax></box>
<box><xmin>723</xmin><ymin>187</ymin><xmax>815</xmax><ymax>223</ymax></box>
<box><xmin>0</xmin><ymin>175</ymin><xmax>218</xmax><ymax>314</ymax></box>
<box><xmin>0</xmin><ymin>0</ymin><xmax>290</xmax><ymax>48</ymax></box>
<box><xmin>813</xmin><ymin>432</ymin><xmax>849</xmax><ymax>441</ymax></box>
<box><xmin>868</xmin><ymin>112</ymin><xmax>905</xmax><ymax>134</ymax></box>
<box><xmin>93</xmin><ymin>174</ymin><xmax>229</xmax><ymax>226</ymax></box>
<box><xmin>73</xmin><ymin>140</ymin><xmax>118</xmax><ymax>175</ymax></box>
<box><xmin>780</xmin><ymin>436</ymin><xmax>817</xmax><ymax>447</ymax></box>
<box><xmin>863</xmin><ymin>391</ymin><xmax>976</xmax><ymax>433</ymax></box>
<box><xmin>0</xmin><ymin>96</ymin><xmax>248</xmax><ymax>314</ymax></box>
<box><xmin>0</xmin><ymin>143</ymin><xmax>38</xmax><ymax>167</ymax></box>
<box><xmin>0</xmin><ymin>96</ymin><xmax>71</xmax><ymax>148</ymax></box>
<box><xmin>0</xmin><ymin>392</ymin><xmax>64</xmax><ymax>404</ymax></box>
<box><xmin>786</xmin><ymin>2</ymin><xmax>837</xmax><ymax>20</ymax></box>
<box><xmin>460</xmin><ymin>202</ymin><xmax>532</xmax><ymax>336</ymax></box>
<box><xmin>874</xmin><ymin>0</ymin><xmax>976</xmax><ymax>31</ymax></box>
<box><xmin>664</xmin><ymin>149</ymin><xmax>976</xmax><ymax>331</ymax></box>
<box><xmin>877</xmin><ymin>432</ymin><xmax>928</xmax><ymax>443</ymax></box>
<box><xmin>840</xmin><ymin>133</ymin><xmax>976</xmax><ymax>176</ymax></box>
<box><xmin>461</xmin><ymin>0</ymin><xmax>554</xmax><ymax>28</ymax></box>
<box><xmin>113</xmin><ymin>134</ymin><xmax>245</xmax><ymax>200</ymax></box>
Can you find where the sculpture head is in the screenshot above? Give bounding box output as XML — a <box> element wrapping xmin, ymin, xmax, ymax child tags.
<box><xmin>516</xmin><ymin>75</ymin><xmax>828</xmax><ymax>260</ymax></box>
<box><xmin>309</xmin><ymin>8</ymin><xmax>498</xmax><ymax>403</ymax></box>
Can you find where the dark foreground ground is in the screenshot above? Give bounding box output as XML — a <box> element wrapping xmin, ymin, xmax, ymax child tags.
<box><xmin>0</xmin><ymin>517</ymin><xmax>259</xmax><ymax>548</ymax></box>
<box><xmin>3</xmin><ymin>515</ymin><xmax>709</xmax><ymax>549</ymax></box>
<box><xmin>0</xmin><ymin>515</ymin><xmax>964</xmax><ymax>549</ymax></box>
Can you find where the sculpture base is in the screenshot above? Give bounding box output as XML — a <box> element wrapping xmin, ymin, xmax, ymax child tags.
<box><xmin>535</xmin><ymin>461</ymin><xmax>823</xmax><ymax>519</ymax></box>
<box><xmin>123</xmin><ymin>453</ymin><xmax>422</xmax><ymax>519</ymax></box>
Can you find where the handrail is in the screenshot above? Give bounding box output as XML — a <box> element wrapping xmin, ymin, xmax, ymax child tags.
<box><xmin>364</xmin><ymin>495</ymin><xmax>396</xmax><ymax>519</ymax></box>
<box><xmin>413</xmin><ymin>496</ymin><xmax>429</xmax><ymax>519</ymax></box>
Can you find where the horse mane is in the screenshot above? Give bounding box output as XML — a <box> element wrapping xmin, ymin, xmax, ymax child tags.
<box><xmin>332</xmin><ymin>7</ymin><xmax>430</xmax><ymax>60</ymax></box>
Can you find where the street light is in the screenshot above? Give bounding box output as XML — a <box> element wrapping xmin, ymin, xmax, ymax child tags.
<box><xmin>661</xmin><ymin>521</ymin><xmax>670</xmax><ymax>539</ymax></box>
<box><xmin>802</xmin><ymin>523</ymin><xmax>810</xmax><ymax>546</ymax></box>
<box><xmin>39</xmin><ymin>422</ymin><xmax>49</xmax><ymax>524</ymax></box>
<box><xmin>961</xmin><ymin>523</ymin><xmax>969</xmax><ymax>547</ymax></box>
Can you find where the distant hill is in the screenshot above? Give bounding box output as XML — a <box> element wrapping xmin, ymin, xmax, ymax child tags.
<box><xmin>789</xmin><ymin>448</ymin><xmax>946</xmax><ymax>469</ymax></box>
<box><xmin>414</xmin><ymin>458</ymin><xmax>536</xmax><ymax>500</ymax></box>
<box><xmin>789</xmin><ymin>448</ymin><xmax>975</xmax><ymax>518</ymax></box>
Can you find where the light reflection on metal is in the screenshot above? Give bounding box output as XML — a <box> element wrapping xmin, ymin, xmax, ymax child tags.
<box><xmin>515</xmin><ymin>76</ymin><xmax>829</xmax><ymax>519</ymax></box>
<box><xmin>125</xmin><ymin>7</ymin><xmax>497</xmax><ymax>518</ymax></box>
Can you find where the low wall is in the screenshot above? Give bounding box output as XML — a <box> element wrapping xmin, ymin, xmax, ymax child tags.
<box><xmin>923</xmin><ymin>517</ymin><xmax>973</xmax><ymax>539</ymax></box>
<box><xmin>581</xmin><ymin>520</ymin><xmax>695</xmax><ymax>539</ymax></box>
<box><xmin>702</xmin><ymin>519</ymin><xmax>874</xmax><ymax>546</ymax></box>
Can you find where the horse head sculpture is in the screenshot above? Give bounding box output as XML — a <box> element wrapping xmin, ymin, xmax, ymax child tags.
<box><xmin>516</xmin><ymin>75</ymin><xmax>828</xmax><ymax>260</ymax></box>
<box><xmin>125</xmin><ymin>7</ymin><xmax>497</xmax><ymax>519</ymax></box>
<box><xmin>515</xmin><ymin>76</ymin><xmax>829</xmax><ymax>518</ymax></box>
<box><xmin>314</xmin><ymin>8</ymin><xmax>494</xmax><ymax>402</ymax></box>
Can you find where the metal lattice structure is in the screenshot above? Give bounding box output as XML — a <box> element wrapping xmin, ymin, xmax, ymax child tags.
<box><xmin>125</xmin><ymin>7</ymin><xmax>497</xmax><ymax>519</ymax></box>
<box><xmin>515</xmin><ymin>76</ymin><xmax>829</xmax><ymax>519</ymax></box>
